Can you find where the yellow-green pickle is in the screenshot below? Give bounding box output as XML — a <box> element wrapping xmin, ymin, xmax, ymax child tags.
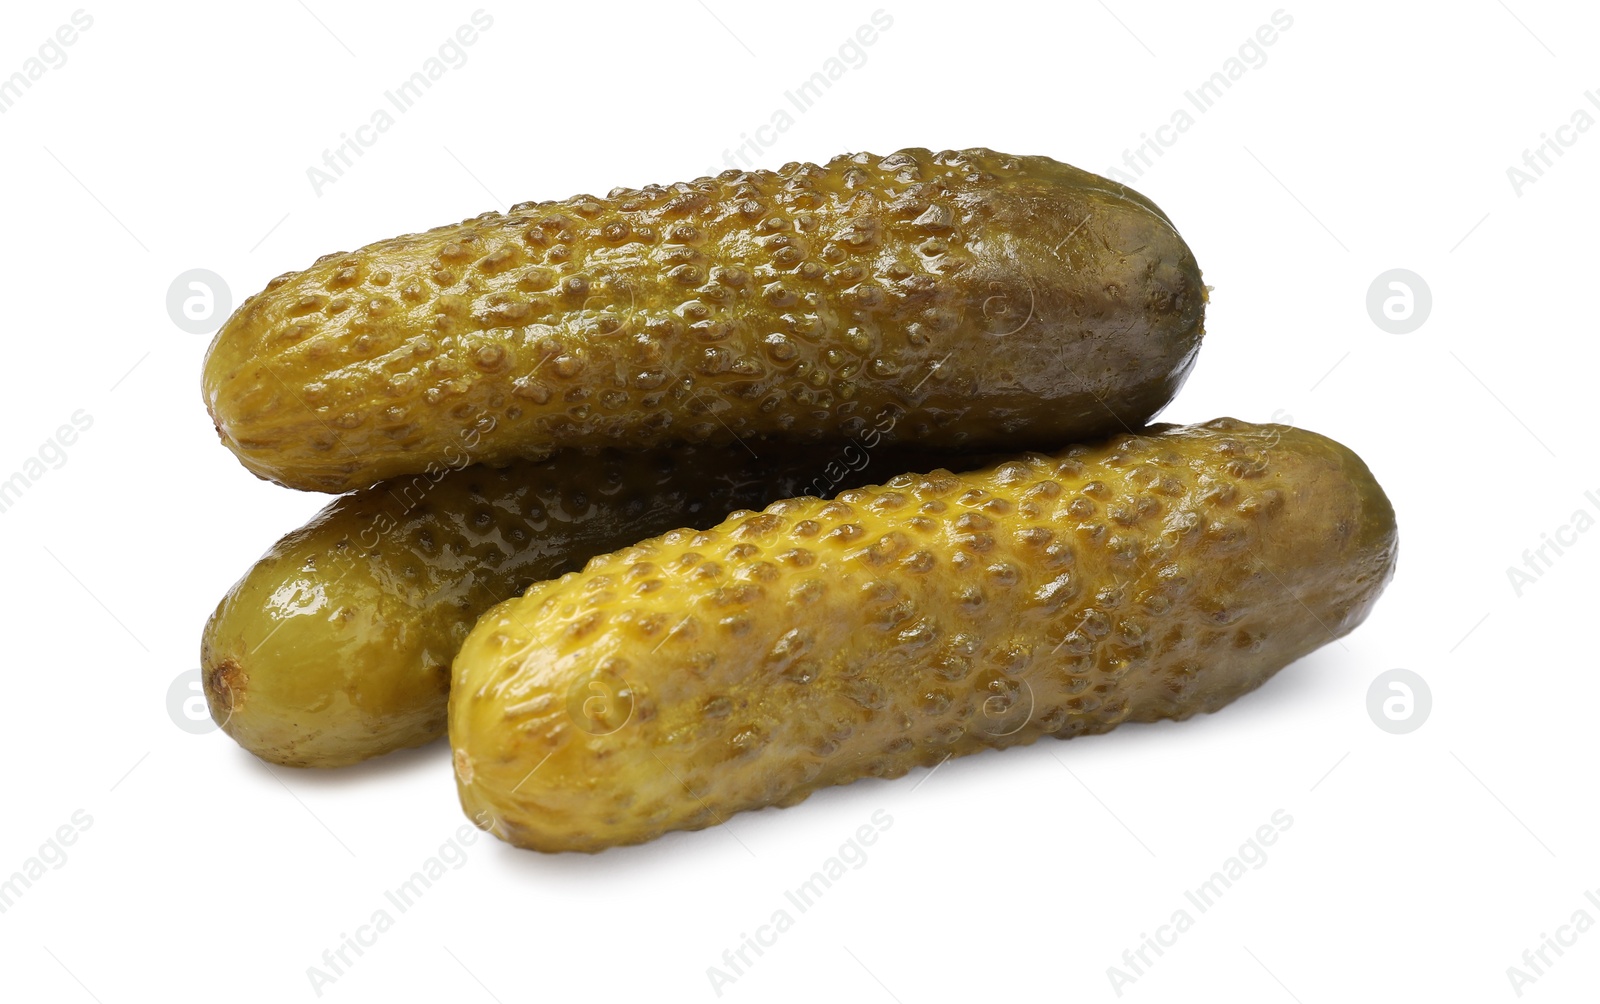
<box><xmin>204</xmin><ymin>148</ymin><xmax>1204</xmax><ymax>493</ymax></box>
<box><xmin>202</xmin><ymin>444</ymin><xmax>975</xmax><ymax>767</ymax></box>
<box><xmin>450</xmin><ymin>420</ymin><xmax>1397</xmax><ymax>853</ymax></box>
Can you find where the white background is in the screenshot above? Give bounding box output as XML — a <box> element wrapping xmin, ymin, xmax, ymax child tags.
<box><xmin>1</xmin><ymin>1</ymin><xmax>1596</xmax><ymax>1001</ymax></box>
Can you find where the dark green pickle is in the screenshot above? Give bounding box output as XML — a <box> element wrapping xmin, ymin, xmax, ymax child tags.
<box><xmin>201</xmin><ymin>443</ymin><xmax>977</xmax><ymax>767</ymax></box>
<box><xmin>204</xmin><ymin>147</ymin><xmax>1205</xmax><ymax>492</ymax></box>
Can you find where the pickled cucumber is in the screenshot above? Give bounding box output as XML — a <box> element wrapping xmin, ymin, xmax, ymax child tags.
<box><xmin>449</xmin><ymin>420</ymin><xmax>1397</xmax><ymax>852</ymax></box>
<box><xmin>202</xmin><ymin>443</ymin><xmax>969</xmax><ymax>768</ymax></box>
<box><xmin>204</xmin><ymin>147</ymin><xmax>1204</xmax><ymax>493</ymax></box>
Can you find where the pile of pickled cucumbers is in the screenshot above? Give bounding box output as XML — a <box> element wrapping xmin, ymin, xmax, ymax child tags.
<box><xmin>200</xmin><ymin>148</ymin><xmax>1396</xmax><ymax>853</ymax></box>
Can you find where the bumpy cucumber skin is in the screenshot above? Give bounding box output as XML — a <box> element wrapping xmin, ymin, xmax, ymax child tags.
<box><xmin>200</xmin><ymin>444</ymin><xmax>971</xmax><ymax>768</ymax></box>
<box><xmin>204</xmin><ymin>147</ymin><xmax>1204</xmax><ymax>493</ymax></box>
<box><xmin>450</xmin><ymin>420</ymin><xmax>1397</xmax><ymax>853</ymax></box>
